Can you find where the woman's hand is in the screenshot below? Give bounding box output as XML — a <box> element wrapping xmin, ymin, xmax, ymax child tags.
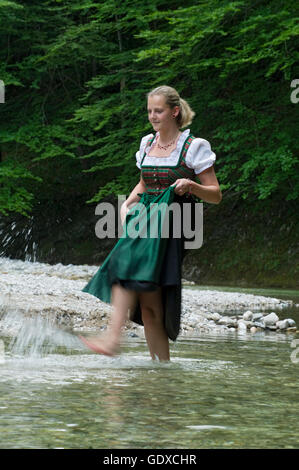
<box><xmin>171</xmin><ymin>178</ymin><xmax>190</xmax><ymax>196</ymax></box>
<box><xmin>120</xmin><ymin>202</ymin><xmax>129</xmax><ymax>225</ymax></box>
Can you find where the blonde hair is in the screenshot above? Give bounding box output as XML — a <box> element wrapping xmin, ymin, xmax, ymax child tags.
<box><xmin>147</xmin><ymin>85</ymin><xmax>195</xmax><ymax>128</ymax></box>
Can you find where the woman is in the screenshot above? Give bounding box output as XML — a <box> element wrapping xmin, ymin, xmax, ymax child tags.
<box><xmin>80</xmin><ymin>85</ymin><xmax>222</xmax><ymax>361</ymax></box>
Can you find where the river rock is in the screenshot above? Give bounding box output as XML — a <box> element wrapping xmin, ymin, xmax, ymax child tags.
<box><xmin>276</xmin><ymin>320</ymin><xmax>288</xmax><ymax>330</ymax></box>
<box><xmin>242</xmin><ymin>310</ymin><xmax>253</xmax><ymax>321</ymax></box>
<box><xmin>252</xmin><ymin>313</ymin><xmax>263</xmax><ymax>321</ymax></box>
<box><xmin>267</xmin><ymin>325</ymin><xmax>278</xmax><ymax>330</ymax></box>
<box><xmin>250</xmin><ymin>326</ymin><xmax>257</xmax><ymax>333</ymax></box>
<box><xmin>254</xmin><ymin>321</ymin><xmax>265</xmax><ymax>329</ymax></box>
<box><xmin>263</xmin><ymin>312</ymin><xmax>279</xmax><ymax>326</ymax></box>
<box><xmin>218</xmin><ymin>316</ymin><xmax>237</xmax><ymax>327</ymax></box>
<box><xmin>285</xmin><ymin>318</ymin><xmax>296</xmax><ymax>327</ymax></box>
<box><xmin>206</xmin><ymin>312</ymin><xmax>221</xmax><ymax>322</ymax></box>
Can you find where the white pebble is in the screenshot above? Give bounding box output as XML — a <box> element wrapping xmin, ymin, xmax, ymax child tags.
<box><xmin>276</xmin><ymin>319</ymin><xmax>290</xmax><ymax>330</ymax></box>
<box><xmin>243</xmin><ymin>310</ymin><xmax>253</xmax><ymax>321</ymax></box>
<box><xmin>218</xmin><ymin>316</ymin><xmax>237</xmax><ymax>327</ymax></box>
<box><xmin>263</xmin><ymin>312</ymin><xmax>279</xmax><ymax>326</ymax></box>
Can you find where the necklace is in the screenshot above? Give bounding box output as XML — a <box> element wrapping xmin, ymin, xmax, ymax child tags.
<box><xmin>156</xmin><ymin>133</ymin><xmax>180</xmax><ymax>151</ymax></box>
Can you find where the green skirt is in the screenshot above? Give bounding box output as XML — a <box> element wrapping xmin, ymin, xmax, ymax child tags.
<box><xmin>82</xmin><ymin>185</ymin><xmax>191</xmax><ymax>340</ymax></box>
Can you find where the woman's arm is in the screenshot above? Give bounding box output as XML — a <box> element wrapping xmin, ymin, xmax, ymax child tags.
<box><xmin>120</xmin><ymin>175</ymin><xmax>147</xmax><ymax>223</ymax></box>
<box><xmin>126</xmin><ymin>175</ymin><xmax>147</xmax><ymax>207</ymax></box>
<box><xmin>191</xmin><ymin>166</ymin><xmax>222</xmax><ymax>204</ymax></box>
<box><xmin>172</xmin><ymin>166</ymin><xmax>222</xmax><ymax>204</ymax></box>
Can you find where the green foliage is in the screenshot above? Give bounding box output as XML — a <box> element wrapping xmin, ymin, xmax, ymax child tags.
<box><xmin>0</xmin><ymin>161</ymin><xmax>42</xmax><ymax>216</ymax></box>
<box><xmin>0</xmin><ymin>0</ymin><xmax>298</xmax><ymax>217</ymax></box>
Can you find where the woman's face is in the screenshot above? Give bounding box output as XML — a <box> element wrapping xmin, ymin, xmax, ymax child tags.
<box><xmin>147</xmin><ymin>94</ymin><xmax>178</xmax><ymax>132</ymax></box>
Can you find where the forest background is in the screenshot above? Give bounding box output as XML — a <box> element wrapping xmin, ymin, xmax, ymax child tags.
<box><xmin>0</xmin><ymin>0</ymin><xmax>298</xmax><ymax>288</ymax></box>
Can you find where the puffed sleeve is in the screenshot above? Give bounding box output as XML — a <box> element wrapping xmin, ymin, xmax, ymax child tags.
<box><xmin>136</xmin><ymin>133</ymin><xmax>154</xmax><ymax>169</ymax></box>
<box><xmin>185</xmin><ymin>138</ymin><xmax>216</xmax><ymax>174</ymax></box>
<box><xmin>136</xmin><ymin>149</ymin><xmax>142</xmax><ymax>169</ymax></box>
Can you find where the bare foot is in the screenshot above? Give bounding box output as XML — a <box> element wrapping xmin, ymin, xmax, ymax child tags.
<box><xmin>79</xmin><ymin>334</ymin><xmax>120</xmax><ymax>356</ymax></box>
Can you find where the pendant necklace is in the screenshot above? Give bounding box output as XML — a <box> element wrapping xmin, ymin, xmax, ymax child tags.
<box><xmin>156</xmin><ymin>133</ymin><xmax>180</xmax><ymax>151</ymax></box>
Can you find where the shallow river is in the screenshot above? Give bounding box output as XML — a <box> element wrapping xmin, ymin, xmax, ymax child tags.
<box><xmin>0</xmin><ymin>328</ymin><xmax>298</xmax><ymax>449</ymax></box>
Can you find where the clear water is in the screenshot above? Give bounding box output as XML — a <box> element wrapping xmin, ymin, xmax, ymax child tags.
<box><xmin>0</xmin><ymin>313</ymin><xmax>298</xmax><ymax>449</ymax></box>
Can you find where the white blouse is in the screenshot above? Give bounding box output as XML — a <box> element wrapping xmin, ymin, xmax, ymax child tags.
<box><xmin>135</xmin><ymin>128</ymin><xmax>216</xmax><ymax>175</ymax></box>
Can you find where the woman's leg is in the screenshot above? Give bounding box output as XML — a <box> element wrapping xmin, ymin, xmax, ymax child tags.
<box><xmin>109</xmin><ymin>283</ymin><xmax>138</xmax><ymax>344</ymax></box>
<box><xmin>80</xmin><ymin>283</ymin><xmax>138</xmax><ymax>355</ymax></box>
<box><xmin>139</xmin><ymin>287</ymin><xmax>170</xmax><ymax>361</ymax></box>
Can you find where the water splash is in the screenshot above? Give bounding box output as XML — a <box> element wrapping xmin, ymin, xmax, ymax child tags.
<box><xmin>0</xmin><ymin>309</ymin><xmax>82</xmax><ymax>357</ymax></box>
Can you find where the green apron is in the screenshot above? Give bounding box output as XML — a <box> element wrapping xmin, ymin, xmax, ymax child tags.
<box><xmin>81</xmin><ymin>185</ymin><xmax>177</xmax><ymax>303</ymax></box>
